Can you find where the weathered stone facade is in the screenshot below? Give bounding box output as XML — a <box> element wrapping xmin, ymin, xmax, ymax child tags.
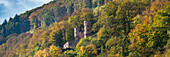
<box><xmin>63</xmin><ymin>42</ymin><xmax>71</xmax><ymax>49</ymax></box>
<box><xmin>84</xmin><ymin>21</ymin><xmax>91</xmax><ymax>38</ymax></box>
<box><xmin>63</xmin><ymin>21</ymin><xmax>91</xmax><ymax>49</ymax></box>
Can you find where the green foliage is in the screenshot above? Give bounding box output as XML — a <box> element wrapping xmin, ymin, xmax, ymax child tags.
<box><xmin>0</xmin><ymin>13</ymin><xmax>30</xmax><ymax>38</ymax></box>
<box><xmin>68</xmin><ymin>8</ymin><xmax>95</xmax><ymax>29</ymax></box>
<box><xmin>76</xmin><ymin>37</ymin><xmax>93</xmax><ymax>49</ymax></box>
<box><xmin>32</xmin><ymin>43</ymin><xmax>40</xmax><ymax>57</ymax></box>
<box><xmin>82</xmin><ymin>0</ymin><xmax>92</xmax><ymax>8</ymax></box>
<box><xmin>13</xmin><ymin>14</ymin><xmax>20</xmax><ymax>22</ymax></box>
<box><xmin>166</xmin><ymin>39</ymin><xmax>170</xmax><ymax>49</ymax></box>
<box><xmin>0</xmin><ymin>0</ymin><xmax>169</xmax><ymax>57</ymax></box>
<box><xmin>128</xmin><ymin>52</ymin><xmax>141</xmax><ymax>57</ymax></box>
<box><xmin>49</xmin><ymin>29</ymin><xmax>63</xmax><ymax>46</ymax></box>
<box><xmin>49</xmin><ymin>21</ymin><xmax>74</xmax><ymax>47</ymax></box>
<box><xmin>105</xmin><ymin>37</ymin><xmax>121</xmax><ymax>50</ymax></box>
<box><xmin>153</xmin><ymin>49</ymin><xmax>170</xmax><ymax>57</ymax></box>
<box><xmin>64</xmin><ymin>50</ymin><xmax>76</xmax><ymax>57</ymax></box>
<box><xmin>75</xmin><ymin>37</ymin><xmax>98</xmax><ymax>57</ymax></box>
<box><xmin>105</xmin><ymin>35</ymin><xmax>129</xmax><ymax>56</ymax></box>
<box><xmin>77</xmin><ymin>44</ymin><xmax>97</xmax><ymax>57</ymax></box>
<box><xmin>34</xmin><ymin>45</ymin><xmax>62</xmax><ymax>57</ymax></box>
<box><xmin>128</xmin><ymin>1</ymin><xmax>169</xmax><ymax>56</ymax></box>
<box><xmin>2</xmin><ymin>19</ymin><xmax>7</xmax><ymax>26</ymax></box>
<box><xmin>49</xmin><ymin>44</ymin><xmax>62</xmax><ymax>57</ymax></box>
<box><xmin>97</xmin><ymin>26</ymin><xmax>111</xmax><ymax>45</ymax></box>
<box><xmin>92</xmin><ymin>1</ymin><xmax>119</xmax><ymax>33</ymax></box>
<box><xmin>0</xmin><ymin>35</ymin><xmax>5</xmax><ymax>44</ymax></box>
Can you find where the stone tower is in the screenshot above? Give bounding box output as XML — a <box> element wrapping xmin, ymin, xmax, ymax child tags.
<box><xmin>74</xmin><ymin>28</ymin><xmax>80</xmax><ymax>41</ymax></box>
<box><xmin>84</xmin><ymin>21</ymin><xmax>91</xmax><ymax>38</ymax></box>
<box><xmin>63</xmin><ymin>21</ymin><xmax>91</xmax><ymax>49</ymax></box>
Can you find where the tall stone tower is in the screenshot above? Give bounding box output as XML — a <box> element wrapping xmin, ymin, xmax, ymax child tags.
<box><xmin>84</xmin><ymin>21</ymin><xmax>91</xmax><ymax>38</ymax></box>
<box><xmin>74</xmin><ymin>28</ymin><xmax>80</xmax><ymax>41</ymax></box>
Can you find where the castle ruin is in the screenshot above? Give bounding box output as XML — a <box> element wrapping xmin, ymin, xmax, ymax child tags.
<box><xmin>63</xmin><ymin>21</ymin><xmax>91</xmax><ymax>49</ymax></box>
<box><xmin>84</xmin><ymin>21</ymin><xmax>91</xmax><ymax>38</ymax></box>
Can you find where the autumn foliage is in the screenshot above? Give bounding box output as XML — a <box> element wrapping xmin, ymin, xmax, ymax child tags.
<box><xmin>0</xmin><ymin>0</ymin><xmax>169</xmax><ymax>57</ymax></box>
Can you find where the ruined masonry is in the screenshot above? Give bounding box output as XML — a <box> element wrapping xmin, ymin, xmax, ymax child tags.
<box><xmin>63</xmin><ymin>21</ymin><xmax>91</xmax><ymax>49</ymax></box>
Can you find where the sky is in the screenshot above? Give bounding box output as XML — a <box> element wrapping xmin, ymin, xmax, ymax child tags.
<box><xmin>0</xmin><ymin>0</ymin><xmax>53</xmax><ymax>24</ymax></box>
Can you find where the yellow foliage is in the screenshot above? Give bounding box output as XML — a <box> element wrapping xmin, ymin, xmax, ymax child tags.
<box><xmin>128</xmin><ymin>1</ymin><xmax>169</xmax><ymax>56</ymax></box>
<box><xmin>34</xmin><ymin>48</ymin><xmax>51</xmax><ymax>57</ymax></box>
<box><xmin>49</xmin><ymin>45</ymin><xmax>62</xmax><ymax>57</ymax></box>
<box><xmin>34</xmin><ymin>45</ymin><xmax>62</xmax><ymax>57</ymax></box>
<box><xmin>154</xmin><ymin>49</ymin><xmax>170</xmax><ymax>57</ymax></box>
<box><xmin>78</xmin><ymin>44</ymin><xmax>97</xmax><ymax>57</ymax></box>
<box><xmin>97</xmin><ymin>26</ymin><xmax>111</xmax><ymax>43</ymax></box>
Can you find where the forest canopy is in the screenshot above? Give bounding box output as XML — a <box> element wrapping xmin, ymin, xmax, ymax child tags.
<box><xmin>0</xmin><ymin>0</ymin><xmax>169</xmax><ymax>57</ymax></box>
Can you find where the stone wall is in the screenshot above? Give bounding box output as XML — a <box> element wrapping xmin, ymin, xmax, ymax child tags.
<box><xmin>84</xmin><ymin>21</ymin><xmax>91</xmax><ymax>38</ymax></box>
<box><xmin>63</xmin><ymin>21</ymin><xmax>91</xmax><ymax>49</ymax></box>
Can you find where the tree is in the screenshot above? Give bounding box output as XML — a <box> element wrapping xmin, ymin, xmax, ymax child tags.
<box><xmin>64</xmin><ymin>50</ymin><xmax>76</xmax><ymax>57</ymax></box>
<box><xmin>116</xmin><ymin>2</ymin><xmax>149</xmax><ymax>34</ymax></box>
<box><xmin>13</xmin><ymin>14</ymin><xmax>20</xmax><ymax>22</ymax></box>
<box><xmin>77</xmin><ymin>44</ymin><xmax>97</xmax><ymax>57</ymax></box>
<box><xmin>49</xmin><ymin>44</ymin><xmax>62</xmax><ymax>57</ymax></box>
<box><xmin>82</xmin><ymin>0</ymin><xmax>92</xmax><ymax>8</ymax></box>
<box><xmin>9</xmin><ymin>17</ymin><xmax>12</xmax><ymax>22</ymax></box>
<box><xmin>2</xmin><ymin>19</ymin><xmax>7</xmax><ymax>26</ymax></box>
<box><xmin>49</xmin><ymin>29</ymin><xmax>63</xmax><ymax>47</ymax></box>
<box><xmin>92</xmin><ymin>1</ymin><xmax>119</xmax><ymax>33</ymax></box>
<box><xmin>128</xmin><ymin>1</ymin><xmax>169</xmax><ymax>56</ymax></box>
<box><xmin>68</xmin><ymin>8</ymin><xmax>95</xmax><ymax>29</ymax></box>
<box><xmin>34</xmin><ymin>45</ymin><xmax>62</xmax><ymax>57</ymax></box>
<box><xmin>97</xmin><ymin>26</ymin><xmax>111</xmax><ymax>45</ymax></box>
<box><xmin>0</xmin><ymin>35</ymin><xmax>5</xmax><ymax>45</ymax></box>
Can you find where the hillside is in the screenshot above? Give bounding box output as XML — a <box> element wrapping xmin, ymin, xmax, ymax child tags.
<box><xmin>0</xmin><ymin>0</ymin><xmax>169</xmax><ymax>57</ymax></box>
<box><xmin>0</xmin><ymin>0</ymin><xmax>108</xmax><ymax>44</ymax></box>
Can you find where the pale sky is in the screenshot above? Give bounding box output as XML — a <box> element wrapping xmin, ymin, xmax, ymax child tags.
<box><xmin>0</xmin><ymin>0</ymin><xmax>53</xmax><ymax>24</ymax></box>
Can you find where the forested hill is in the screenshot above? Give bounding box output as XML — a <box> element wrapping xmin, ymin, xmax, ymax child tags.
<box><xmin>0</xmin><ymin>0</ymin><xmax>169</xmax><ymax>57</ymax></box>
<box><xmin>0</xmin><ymin>0</ymin><xmax>102</xmax><ymax>44</ymax></box>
